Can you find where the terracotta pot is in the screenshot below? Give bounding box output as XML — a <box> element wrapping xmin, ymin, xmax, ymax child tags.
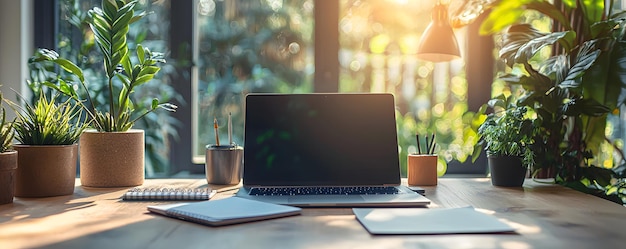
<box><xmin>14</xmin><ymin>144</ymin><xmax>78</xmax><ymax>197</ymax></box>
<box><xmin>488</xmin><ymin>155</ymin><xmax>527</xmax><ymax>187</ymax></box>
<box><xmin>0</xmin><ymin>151</ymin><xmax>17</xmax><ymax>204</ymax></box>
<box><xmin>79</xmin><ymin>129</ymin><xmax>144</xmax><ymax>187</ymax></box>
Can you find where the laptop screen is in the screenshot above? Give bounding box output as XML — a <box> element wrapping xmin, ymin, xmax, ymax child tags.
<box><xmin>243</xmin><ymin>93</ymin><xmax>401</xmax><ymax>186</ymax></box>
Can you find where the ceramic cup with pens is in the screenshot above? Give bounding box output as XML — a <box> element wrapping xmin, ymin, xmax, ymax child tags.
<box><xmin>205</xmin><ymin>144</ymin><xmax>243</xmax><ymax>185</ymax></box>
<box><xmin>408</xmin><ymin>133</ymin><xmax>438</xmax><ymax>186</ymax></box>
<box><xmin>407</xmin><ymin>154</ymin><xmax>438</xmax><ymax>186</ymax></box>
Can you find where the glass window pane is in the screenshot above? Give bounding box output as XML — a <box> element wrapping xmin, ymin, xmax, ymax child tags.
<box><xmin>339</xmin><ymin>0</ymin><xmax>471</xmax><ymax>176</ymax></box>
<box><xmin>194</xmin><ymin>0</ymin><xmax>314</xmax><ymax>162</ymax></box>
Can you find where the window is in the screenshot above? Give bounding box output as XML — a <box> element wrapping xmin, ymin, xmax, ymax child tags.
<box><xmin>37</xmin><ymin>0</ymin><xmax>493</xmax><ymax>177</ymax></box>
<box><xmin>193</xmin><ymin>0</ymin><xmax>315</xmax><ymax>163</ymax></box>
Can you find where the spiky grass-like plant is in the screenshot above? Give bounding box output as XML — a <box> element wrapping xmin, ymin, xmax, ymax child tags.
<box><xmin>0</xmin><ymin>94</ymin><xmax>14</xmax><ymax>152</ymax></box>
<box><xmin>10</xmin><ymin>93</ymin><xmax>88</xmax><ymax>145</ymax></box>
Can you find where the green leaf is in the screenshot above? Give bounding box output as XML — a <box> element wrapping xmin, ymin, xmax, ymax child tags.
<box><xmin>499</xmin><ymin>24</ymin><xmax>546</xmax><ymax>67</ymax></box>
<box><xmin>525</xmin><ymin>1</ymin><xmax>572</xmax><ymax>30</ymax></box>
<box><xmin>581</xmin><ymin>0</ymin><xmax>605</xmax><ymax>28</ymax></box>
<box><xmin>151</xmin><ymin>98</ymin><xmax>159</xmax><ymax>109</ymax></box>
<box><xmin>139</xmin><ymin>65</ymin><xmax>160</xmax><ymax>76</ymax></box>
<box><xmin>137</xmin><ymin>44</ymin><xmax>145</xmax><ymax>64</ymax></box>
<box><xmin>515</xmin><ymin>31</ymin><xmax>576</xmax><ymax>64</ymax></box>
<box><xmin>133</xmin><ymin>74</ymin><xmax>155</xmax><ymax>86</ymax></box>
<box><xmin>119</xmin><ymin>86</ymin><xmax>130</xmax><ymax>109</ymax></box>
<box><xmin>54</xmin><ymin>58</ymin><xmax>85</xmax><ymax>82</ymax></box>
<box><xmin>58</xmin><ymin>79</ymin><xmax>77</xmax><ymax>97</ymax></box>
<box><xmin>479</xmin><ymin>0</ymin><xmax>528</xmax><ymax>35</ymax></box>
<box><xmin>115</xmin><ymin>73</ymin><xmax>131</xmax><ymax>88</ymax></box>
<box><xmin>562</xmin><ymin>0</ymin><xmax>577</xmax><ymax>9</ymax></box>
<box><xmin>560</xmin><ymin>42</ymin><xmax>601</xmax><ymax>88</ymax></box>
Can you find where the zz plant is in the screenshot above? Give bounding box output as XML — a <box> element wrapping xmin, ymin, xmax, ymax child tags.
<box><xmin>30</xmin><ymin>0</ymin><xmax>176</xmax><ymax>132</ymax></box>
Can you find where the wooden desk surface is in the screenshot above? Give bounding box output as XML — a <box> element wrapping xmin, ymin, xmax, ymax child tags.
<box><xmin>1</xmin><ymin>178</ymin><xmax>624</xmax><ymax>249</ymax></box>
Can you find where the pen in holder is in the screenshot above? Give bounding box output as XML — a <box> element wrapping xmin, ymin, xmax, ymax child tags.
<box><xmin>206</xmin><ymin>113</ymin><xmax>243</xmax><ymax>185</ymax></box>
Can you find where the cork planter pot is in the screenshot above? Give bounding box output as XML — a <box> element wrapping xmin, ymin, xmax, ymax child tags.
<box><xmin>13</xmin><ymin>144</ymin><xmax>78</xmax><ymax>197</ymax></box>
<box><xmin>79</xmin><ymin>129</ymin><xmax>144</xmax><ymax>187</ymax></box>
<box><xmin>0</xmin><ymin>151</ymin><xmax>18</xmax><ymax>204</ymax></box>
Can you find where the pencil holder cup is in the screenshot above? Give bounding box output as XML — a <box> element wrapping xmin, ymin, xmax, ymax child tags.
<box><xmin>205</xmin><ymin>145</ymin><xmax>243</xmax><ymax>185</ymax></box>
<box><xmin>407</xmin><ymin>154</ymin><xmax>438</xmax><ymax>186</ymax></box>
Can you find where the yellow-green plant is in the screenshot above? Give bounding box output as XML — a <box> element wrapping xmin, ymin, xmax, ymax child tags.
<box><xmin>9</xmin><ymin>93</ymin><xmax>88</xmax><ymax>145</ymax></box>
<box><xmin>0</xmin><ymin>94</ymin><xmax>14</xmax><ymax>153</ymax></box>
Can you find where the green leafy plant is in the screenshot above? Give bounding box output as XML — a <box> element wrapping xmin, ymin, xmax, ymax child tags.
<box><xmin>469</xmin><ymin>0</ymin><xmax>626</xmax><ymax>203</ymax></box>
<box><xmin>0</xmin><ymin>93</ymin><xmax>14</xmax><ymax>153</ymax></box>
<box><xmin>30</xmin><ymin>0</ymin><xmax>176</xmax><ymax>132</ymax></box>
<box><xmin>7</xmin><ymin>92</ymin><xmax>88</xmax><ymax>145</ymax></box>
<box><xmin>472</xmin><ymin>95</ymin><xmax>540</xmax><ymax>169</ymax></box>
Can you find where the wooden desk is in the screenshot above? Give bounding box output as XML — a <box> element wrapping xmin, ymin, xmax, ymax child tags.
<box><xmin>1</xmin><ymin>178</ymin><xmax>624</xmax><ymax>249</ymax></box>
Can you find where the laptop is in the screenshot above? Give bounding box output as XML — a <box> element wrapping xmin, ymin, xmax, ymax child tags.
<box><xmin>235</xmin><ymin>93</ymin><xmax>431</xmax><ymax>207</ymax></box>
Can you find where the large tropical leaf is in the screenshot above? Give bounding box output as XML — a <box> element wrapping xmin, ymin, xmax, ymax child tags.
<box><xmin>499</xmin><ymin>24</ymin><xmax>545</xmax><ymax>67</ymax></box>
<box><xmin>480</xmin><ymin>0</ymin><xmax>571</xmax><ymax>35</ymax></box>
<box><xmin>479</xmin><ymin>0</ymin><xmax>528</xmax><ymax>35</ymax></box>
<box><xmin>516</xmin><ymin>30</ymin><xmax>575</xmax><ymax>65</ymax></box>
<box><xmin>560</xmin><ymin>41</ymin><xmax>601</xmax><ymax>89</ymax></box>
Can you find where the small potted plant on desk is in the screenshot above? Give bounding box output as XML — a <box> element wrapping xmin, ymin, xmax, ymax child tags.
<box><xmin>472</xmin><ymin>95</ymin><xmax>540</xmax><ymax>187</ymax></box>
<box><xmin>7</xmin><ymin>92</ymin><xmax>88</xmax><ymax>197</ymax></box>
<box><xmin>0</xmin><ymin>93</ymin><xmax>17</xmax><ymax>204</ymax></box>
<box><xmin>30</xmin><ymin>0</ymin><xmax>176</xmax><ymax>187</ymax></box>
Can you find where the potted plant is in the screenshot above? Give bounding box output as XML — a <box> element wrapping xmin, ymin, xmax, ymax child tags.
<box><xmin>472</xmin><ymin>95</ymin><xmax>540</xmax><ymax>187</ymax></box>
<box><xmin>0</xmin><ymin>93</ymin><xmax>17</xmax><ymax>204</ymax></box>
<box><xmin>472</xmin><ymin>0</ymin><xmax>626</xmax><ymax>201</ymax></box>
<box><xmin>5</xmin><ymin>92</ymin><xmax>88</xmax><ymax>197</ymax></box>
<box><xmin>31</xmin><ymin>0</ymin><xmax>176</xmax><ymax>187</ymax></box>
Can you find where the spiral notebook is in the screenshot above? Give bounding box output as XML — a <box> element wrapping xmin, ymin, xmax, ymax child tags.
<box><xmin>147</xmin><ymin>197</ymin><xmax>302</xmax><ymax>226</ymax></box>
<box><xmin>122</xmin><ymin>187</ymin><xmax>217</xmax><ymax>201</ymax></box>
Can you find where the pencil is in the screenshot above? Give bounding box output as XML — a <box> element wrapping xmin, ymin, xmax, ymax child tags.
<box><xmin>416</xmin><ymin>134</ymin><xmax>422</xmax><ymax>155</ymax></box>
<box><xmin>425</xmin><ymin>135</ymin><xmax>430</xmax><ymax>155</ymax></box>
<box><xmin>228</xmin><ymin>112</ymin><xmax>233</xmax><ymax>145</ymax></box>
<box><xmin>428</xmin><ymin>133</ymin><xmax>436</xmax><ymax>154</ymax></box>
<box><xmin>214</xmin><ymin>117</ymin><xmax>220</xmax><ymax>146</ymax></box>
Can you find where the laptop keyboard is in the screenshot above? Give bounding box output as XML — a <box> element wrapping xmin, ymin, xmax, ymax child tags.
<box><xmin>249</xmin><ymin>186</ymin><xmax>400</xmax><ymax>196</ymax></box>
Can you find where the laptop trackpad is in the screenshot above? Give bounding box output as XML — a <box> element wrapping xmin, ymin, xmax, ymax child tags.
<box><xmin>288</xmin><ymin>195</ymin><xmax>365</xmax><ymax>205</ymax></box>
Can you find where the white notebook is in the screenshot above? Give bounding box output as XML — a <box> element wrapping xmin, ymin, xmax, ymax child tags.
<box><xmin>148</xmin><ymin>197</ymin><xmax>301</xmax><ymax>226</ymax></box>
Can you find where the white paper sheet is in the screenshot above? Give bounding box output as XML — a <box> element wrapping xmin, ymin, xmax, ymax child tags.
<box><xmin>353</xmin><ymin>206</ymin><xmax>515</xmax><ymax>235</ymax></box>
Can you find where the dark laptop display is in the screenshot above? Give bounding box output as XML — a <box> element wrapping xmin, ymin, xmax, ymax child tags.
<box><xmin>243</xmin><ymin>93</ymin><xmax>400</xmax><ymax>186</ymax></box>
<box><xmin>237</xmin><ymin>93</ymin><xmax>430</xmax><ymax>207</ymax></box>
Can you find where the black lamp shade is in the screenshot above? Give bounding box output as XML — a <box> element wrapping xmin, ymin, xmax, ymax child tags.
<box><xmin>416</xmin><ymin>3</ymin><xmax>461</xmax><ymax>62</ymax></box>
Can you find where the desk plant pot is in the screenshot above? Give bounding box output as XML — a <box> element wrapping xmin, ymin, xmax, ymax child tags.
<box><xmin>80</xmin><ymin>129</ymin><xmax>145</xmax><ymax>187</ymax></box>
<box><xmin>0</xmin><ymin>151</ymin><xmax>17</xmax><ymax>204</ymax></box>
<box><xmin>488</xmin><ymin>155</ymin><xmax>527</xmax><ymax>187</ymax></box>
<box><xmin>14</xmin><ymin>144</ymin><xmax>78</xmax><ymax>197</ymax></box>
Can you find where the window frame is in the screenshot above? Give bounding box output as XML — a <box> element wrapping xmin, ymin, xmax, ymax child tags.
<box><xmin>34</xmin><ymin>0</ymin><xmax>492</xmax><ymax>176</ymax></box>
